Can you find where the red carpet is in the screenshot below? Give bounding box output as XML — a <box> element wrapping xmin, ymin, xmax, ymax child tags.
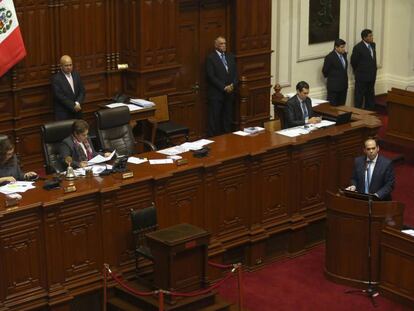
<box><xmin>218</xmin><ymin>97</ymin><xmax>414</xmax><ymax>310</ymax></box>
<box><xmin>218</xmin><ymin>245</ymin><xmax>412</xmax><ymax>311</ymax></box>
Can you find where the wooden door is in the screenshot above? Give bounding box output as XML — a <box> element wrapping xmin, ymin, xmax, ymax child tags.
<box><xmin>172</xmin><ymin>0</ymin><xmax>228</xmax><ymax>138</ymax></box>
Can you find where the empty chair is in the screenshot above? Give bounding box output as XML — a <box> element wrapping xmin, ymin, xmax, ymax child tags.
<box><xmin>41</xmin><ymin>119</ymin><xmax>75</xmax><ymax>174</ymax></box>
<box><xmin>149</xmin><ymin>95</ymin><xmax>189</xmax><ymax>148</ymax></box>
<box><xmin>130</xmin><ymin>203</ymin><xmax>158</xmax><ymax>282</ymax></box>
<box><xmin>95</xmin><ymin>106</ymin><xmax>155</xmax><ymax>156</ymax></box>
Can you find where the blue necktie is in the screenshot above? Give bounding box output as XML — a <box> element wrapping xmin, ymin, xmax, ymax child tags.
<box><xmin>221</xmin><ymin>53</ymin><xmax>228</xmax><ymax>71</ymax></box>
<box><xmin>364</xmin><ymin>160</ymin><xmax>372</xmax><ymax>193</ymax></box>
<box><xmin>301</xmin><ymin>101</ymin><xmax>308</xmax><ymax>119</ymax></box>
<box><xmin>340</xmin><ymin>55</ymin><xmax>346</xmax><ymax>69</ymax></box>
<box><xmin>368</xmin><ymin>45</ymin><xmax>374</xmax><ymax>58</ymax></box>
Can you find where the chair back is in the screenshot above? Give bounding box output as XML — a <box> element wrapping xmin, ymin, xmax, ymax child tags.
<box><xmin>130</xmin><ymin>204</ymin><xmax>158</xmax><ymax>247</ymax></box>
<box><xmin>95</xmin><ymin>106</ymin><xmax>136</xmax><ymax>156</ymax></box>
<box><xmin>41</xmin><ymin>119</ymin><xmax>75</xmax><ymax>174</ymax></box>
<box><xmin>149</xmin><ymin>95</ymin><xmax>170</xmax><ymax>123</ymax></box>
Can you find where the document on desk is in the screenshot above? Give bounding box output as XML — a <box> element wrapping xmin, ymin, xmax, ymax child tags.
<box><xmin>74</xmin><ymin>164</ymin><xmax>112</xmax><ymax>176</ymax></box>
<box><xmin>88</xmin><ymin>150</ymin><xmax>116</xmax><ymax>165</ymax></box>
<box><xmin>128</xmin><ymin>157</ymin><xmax>148</xmax><ymax>165</ymax></box>
<box><xmin>181</xmin><ymin>139</ymin><xmax>214</xmax><ymax>151</ymax></box>
<box><xmin>149</xmin><ymin>159</ymin><xmax>174</xmax><ymax>165</ymax></box>
<box><xmin>127</xmin><ymin>104</ymin><xmax>144</xmax><ymax>111</ymax></box>
<box><xmin>276</xmin><ymin>127</ymin><xmax>310</xmax><ymax>137</ymax></box>
<box><xmin>106</xmin><ymin>102</ymin><xmax>127</xmax><ymax>108</ymax></box>
<box><xmin>130</xmin><ymin>98</ymin><xmax>155</xmax><ymax>108</ymax></box>
<box><xmin>402</xmin><ymin>229</ymin><xmax>414</xmax><ymax>237</ymax></box>
<box><xmin>0</xmin><ymin>181</ymin><xmax>35</xmax><ymax>194</ymax></box>
<box><xmin>313</xmin><ymin>120</ymin><xmax>336</xmax><ymax>128</ymax></box>
<box><xmin>157</xmin><ymin>145</ymin><xmax>187</xmax><ymax>156</ymax></box>
<box><xmin>233</xmin><ymin>130</ymin><xmax>250</xmax><ymax>136</ymax></box>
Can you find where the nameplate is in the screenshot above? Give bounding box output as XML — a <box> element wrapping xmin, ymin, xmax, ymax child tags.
<box><xmin>122</xmin><ymin>171</ymin><xmax>134</xmax><ymax>179</ymax></box>
<box><xmin>176</xmin><ymin>158</ymin><xmax>188</xmax><ymax>166</ymax></box>
<box><xmin>64</xmin><ymin>185</ymin><xmax>77</xmax><ymax>193</ymax></box>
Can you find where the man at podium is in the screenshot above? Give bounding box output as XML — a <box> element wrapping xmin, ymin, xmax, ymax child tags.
<box><xmin>347</xmin><ymin>138</ymin><xmax>395</xmax><ymax>200</ymax></box>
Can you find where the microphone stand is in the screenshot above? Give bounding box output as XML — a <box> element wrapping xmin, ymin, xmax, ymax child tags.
<box><xmin>345</xmin><ymin>192</ymin><xmax>379</xmax><ymax>307</ymax></box>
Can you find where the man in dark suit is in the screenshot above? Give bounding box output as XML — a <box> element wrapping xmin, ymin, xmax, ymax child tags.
<box><xmin>322</xmin><ymin>39</ymin><xmax>348</xmax><ymax>106</ymax></box>
<box><xmin>206</xmin><ymin>36</ymin><xmax>238</xmax><ymax>136</ymax></box>
<box><xmin>351</xmin><ymin>29</ymin><xmax>377</xmax><ymax>110</ymax></box>
<box><xmin>284</xmin><ymin>81</ymin><xmax>321</xmax><ymax>128</ymax></box>
<box><xmin>347</xmin><ymin>138</ymin><xmax>395</xmax><ymax>200</ymax></box>
<box><xmin>52</xmin><ymin>55</ymin><xmax>85</xmax><ymax>120</ymax></box>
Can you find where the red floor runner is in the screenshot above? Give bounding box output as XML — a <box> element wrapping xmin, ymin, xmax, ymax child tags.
<box><xmin>218</xmin><ymin>245</ymin><xmax>412</xmax><ymax>311</ymax></box>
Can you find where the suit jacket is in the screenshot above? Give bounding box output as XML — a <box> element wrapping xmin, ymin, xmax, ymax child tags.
<box><xmin>322</xmin><ymin>50</ymin><xmax>348</xmax><ymax>92</ymax></box>
<box><xmin>206</xmin><ymin>51</ymin><xmax>238</xmax><ymax>100</ymax></box>
<box><xmin>0</xmin><ymin>155</ymin><xmax>25</xmax><ymax>180</ymax></box>
<box><xmin>284</xmin><ymin>96</ymin><xmax>316</xmax><ymax>128</ymax></box>
<box><xmin>59</xmin><ymin>136</ymin><xmax>98</xmax><ymax>169</ymax></box>
<box><xmin>350</xmin><ymin>41</ymin><xmax>377</xmax><ymax>82</ymax></box>
<box><xmin>52</xmin><ymin>70</ymin><xmax>85</xmax><ymax>120</ymax></box>
<box><xmin>351</xmin><ymin>155</ymin><xmax>395</xmax><ymax>200</ymax></box>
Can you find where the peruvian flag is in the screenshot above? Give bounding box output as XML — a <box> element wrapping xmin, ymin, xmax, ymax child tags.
<box><xmin>0</xmin><ymin>0</ymin><xmax>26</xmax><ymax>77</ymax></box>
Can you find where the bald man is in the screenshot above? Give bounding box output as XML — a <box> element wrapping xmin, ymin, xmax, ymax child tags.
<box><xmin>206</xmin><ymin>36</ymin><xmax>238</xmax><ymax>136</ymax></box>
<box><xmin>51</xmin><ymin>55</ymin><xmax>85</xmax><ymax>120</ymax></box>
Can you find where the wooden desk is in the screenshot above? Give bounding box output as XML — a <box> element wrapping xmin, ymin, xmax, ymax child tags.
<box><xmin>385</xmin><ymin>88</ymin><xmax>414</xmax><ymax>148</ymax></box>
<box><xmin>380</xmin><ymin>226</ymin><xmax>414</xmax><ymax>308</ymax></box>
<box><xmin>0</xmin><ymin>111</ymin><xmax>381</xmax><ymax>310</ymax></box>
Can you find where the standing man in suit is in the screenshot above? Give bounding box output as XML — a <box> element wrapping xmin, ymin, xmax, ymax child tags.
<box><xmin>284</xmin><ymin>81</ymin><xmax>321</xmax><ymax>128</ymax></box>
<box><xmin>206</xmin><ymin>36</ymin><xmax>238</xmax><ymax>136</ymax></box>
<box><xmin>322</xmin><ymin>39</ymin><xmax>348</xmax><ymax>106</ymax></box>
<box><xmin>347</xmin><ymin>138</ymin><xmax>395</xmax><ymax>200</ymax></box>
<box><xmin>52</xmin><ymin>55</ymin><xmax>85</xmax><ymax>120</ymax></box>
<box><xmin>351</xmin><ymin>29</ymin><xmax>377</xmax><ymax>110</ymax></box>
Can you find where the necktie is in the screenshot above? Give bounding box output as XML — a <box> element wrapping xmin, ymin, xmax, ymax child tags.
<box><xmin>364</xmin><ymin>160</ymin><xmax>372</xmax><ymax>193</ymax></box>
<box><xmin>368</xmin><ymin>45</ymin><xmax>374</xmax><ymax>58</ymax></box>
<box><xmin>221</xmin><ymin>53</ymin><xmax>228</xmax><ymax>71</ymax></box>
<box><xmin>340</xmin><ymin>55</ymin><xmax>346</xmax><ymax>69</ymax></box>
<box><xmin>301</xmin><ymin>101</ymin><xmax>308</xmax><ymax>119</ymax></box>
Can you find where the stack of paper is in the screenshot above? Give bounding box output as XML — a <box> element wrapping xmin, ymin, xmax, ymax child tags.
<box><xmin>0</xmin><ymin>181</ymin><xmax>36</xmax><ymax>194</ymax></box>
<box><xmin>130</xmin><ymin>99</ymin><xmax>155</xmax><ymax>108</ymax></box>
<box><xmin>243</xmin><ymin>126</ymin><xmax>265</xmax><ymax>134</ymax></box>
<box><xmin>402</xmin><ymin>229</ymin><xmax>414</xmax><ymax>237</ymax></box>
<box><xmin>106</xmin><ymin>103</ymin><xmax>144</xmax><ymax>112</ymax></box>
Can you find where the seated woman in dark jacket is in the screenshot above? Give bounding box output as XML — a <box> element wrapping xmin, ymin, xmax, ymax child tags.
<box><xmin>59</xmin><ymin>119</ymin><xmax>111</xmax><ymax>169</ymax></box>
<box><xmin>0</xmin><ymin>137</ymin><xmax>37</xmax><ymax>183</ymax></box>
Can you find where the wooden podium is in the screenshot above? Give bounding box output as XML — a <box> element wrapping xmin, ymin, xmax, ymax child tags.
<box><xmin>325</xmin><ymin>191</ymin><xmax>404</xmax><ymax>288</ymax></box>
<box><xmin>146</xmin><ymin>223</ymin><xmax>210</xmax><ymax>293</ymax></box>
<box><xmin>385</xmin><ymin>88</ymin><xmax>414</xmax><ymax>148</ymax></box>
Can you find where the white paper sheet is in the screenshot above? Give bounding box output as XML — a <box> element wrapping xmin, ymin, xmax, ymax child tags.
<box><xmin>0</xmin><ymin>181</ymin><xmax>35</xmax><ymax>194</ymax></box>
<box><xmin>88</xmin><ymin>150</ymin><xmax>116</xmax><ymax>165</ymax></box>
<box><xmin>149</xmin><ymin>159</ymin><xmax>174</xmax><ymax>165</ymax></box>
<box><xmin>127</xmin><ymin>157</ymin><xmax>148</xmax><ymax>165</ymax></box>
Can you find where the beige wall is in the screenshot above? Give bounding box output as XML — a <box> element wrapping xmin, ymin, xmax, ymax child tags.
<box><xmin>270</xmin><ymin>0</ymin><xmax>414</xmax><ymax>111</ymax></box>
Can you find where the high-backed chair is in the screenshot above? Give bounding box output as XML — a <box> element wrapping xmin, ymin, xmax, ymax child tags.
<box><xmin>41</xmin><ymin>119</ymin><xmax>75</xmax><ymax>174</ymax></box>
<box><xmin>130</xmin><ymin>203</ymin><xmax>158</xmax><ymax>282</ymax></box>
<box><xmin>95</xmin><ymin>106</ymin><xmax>155</xmax><ymax>156</ymax></box>
<box><xmin>149</xmin><ymin>95</ymin><xmax>189</xmax><ymax>148</ymax></box>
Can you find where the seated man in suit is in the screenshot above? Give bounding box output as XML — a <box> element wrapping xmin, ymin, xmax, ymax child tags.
<box><xmin>59</xmin><ymin>120</ymin><xmax>111</xmax><ymax>169</ymax></box>
<box><xmin>0</xmin><ymin>136</ymin><xmax>37</xmax><ymax>183</ymax></box>
<box><xmin>346</xmin><ymin>137</ymin><xmax>395</xmax><ymax>200</ymax></box>
<box><xmin>52</xmin><ymin>55</ymin><xmax>85</xmax><ymax>120</ymax></box>
<box><xmin>285</xmin><ymin>81</ymin><xmax>321</xmax><ymax>128</ymax></box>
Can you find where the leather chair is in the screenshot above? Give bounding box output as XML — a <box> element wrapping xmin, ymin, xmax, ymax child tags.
<box><xmin>130</xmin><ymin>203</ymin><xmax>158</xmax><ymax>283</ymax></box>
<box><xmin>41</xmin><ymin>119</ymin><xmax>75</xmax><ymax>174</ymax></box>
<box><xmin>95</xmin><ymin>106</ymin><xmax>155</xmax><ymax>156</ymax></box>
<box><xmin>149</xmin><ymin>95</ymin><xmax>189</xmax><ymax>148</ymax></box>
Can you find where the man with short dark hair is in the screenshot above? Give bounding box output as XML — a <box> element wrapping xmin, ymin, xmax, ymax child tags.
<box><xmin>284</xmin><ymin>81</ymin><xmax>321</xmax><ymax>128</ymax></box>
<box><xmin>322</xmin><ymin>38</ymin><xmax>348</xmax><ymax>106</ymax></box>
<box><xmin>206</xmin><ymin>36</ymin><xmax>238</xmax><ymax>136</ymax></box>
<box><xmin>351</xmin><ymin>29</ymin><xmax>377</xmax><ymax>110</ymax></box>
<box><xmin>347</xmin><ymin>138</ymin><xmax>395</xmax><ymax>200</ymax></box>
<box><xmin>52</xmin><ymin>55</ymin><xmax>85</xmax><ymax>120</ymax></box>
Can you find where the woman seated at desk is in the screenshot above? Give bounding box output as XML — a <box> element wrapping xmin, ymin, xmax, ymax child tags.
<box><xmin>0</xmin><ymin>136</ymin><xmax>38</xmax><ymax>183</ymax></box>
<box><xmin>59</xmin><ymin>119</ymin><xmax>111</xmax><ymax>168</ymax></box>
